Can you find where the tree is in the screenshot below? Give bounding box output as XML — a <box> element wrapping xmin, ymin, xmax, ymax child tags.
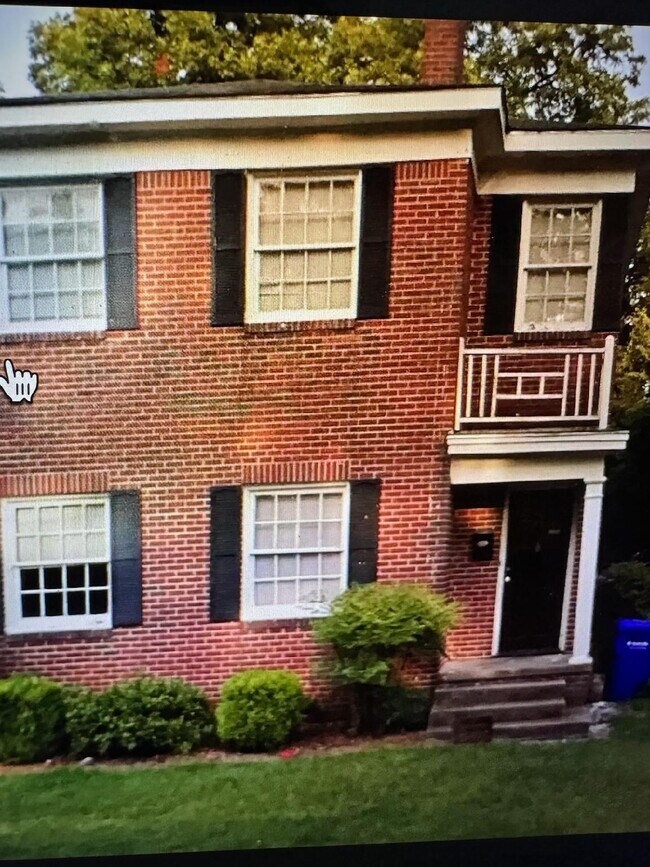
<box><xmin>28</xmin><ymin>11</ymin><xmax>422</xmax><ymax>93</ymax></box>
<box><xmin>28</xmin><ymin>13</ymin><xmax>649</xmax><ymax>127</ymax></box>
<box><xmin>465</xmin><ymin>22</ymin><xmax>649</xmax><ymax>124</ymax></box>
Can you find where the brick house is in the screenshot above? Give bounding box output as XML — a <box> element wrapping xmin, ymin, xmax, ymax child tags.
<box><xmin>0</xmin><ymin>22</ymin><xmax>649</xmax><ymax>735</ymax></box>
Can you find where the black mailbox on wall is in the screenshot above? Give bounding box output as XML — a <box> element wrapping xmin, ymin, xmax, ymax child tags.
<box><xmin>471</xmin><ymin>532</ymin><xmax>494</xmax><ymax>562</ymax></box>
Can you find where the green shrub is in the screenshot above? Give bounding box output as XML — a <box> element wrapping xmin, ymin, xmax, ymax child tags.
<box><xmin>64</xmin><ymin>676</ymin><xmax>214</xmax><ymax>758</ymax></box>
<box><xmin>216</xmin><ymin>669</ymin><xmax>308</xmax><ymax>752</ymax></box>
<box><xmin>604</xmin><ymin>561</ymin><xmax>650</xmax><ymax>619</ymax></box>
<box><xmin>312</xmin><ymin>583</ymin><xmax>458</xmax><ymax>733</ymax></box>
<box><xmin>0</xmin><ymin>674</ymin><xmax>67</xmax><ymax>764</ymax></box>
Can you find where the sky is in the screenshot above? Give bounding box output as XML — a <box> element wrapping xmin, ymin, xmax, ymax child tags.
<box><xmin>0</xmin><ymin>5</ymin><xmax>650</xmax><ymax>104</ymax></box>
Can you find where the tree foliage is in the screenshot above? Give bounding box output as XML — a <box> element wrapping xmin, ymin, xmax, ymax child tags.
<box><xmin>465</xmin><ymin>22</ymin><xmax>649</xmax><ymax>124</ymax></box>
<box><xmin>28</xmin><ymin>13</ymin><xmax>649</xmax><ymax>127</ymax></box>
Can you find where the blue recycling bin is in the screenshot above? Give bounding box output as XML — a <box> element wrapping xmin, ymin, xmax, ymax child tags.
<box><xmin>608</xmin><ymin>619</ymin><xmax>650</xmax><ymax>701</ymax></box>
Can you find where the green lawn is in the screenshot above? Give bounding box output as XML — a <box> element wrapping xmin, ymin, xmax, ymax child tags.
<box><xmin>1</xmin><ymin>701</ymin><xmax>649</xmax><ymax>860</ymax></box>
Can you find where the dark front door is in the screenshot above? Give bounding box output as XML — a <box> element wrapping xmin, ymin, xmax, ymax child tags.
<box><xmin>499</xmin><ymin>488</ymin><xmax>574</xmax><ymax>655</ymax></box>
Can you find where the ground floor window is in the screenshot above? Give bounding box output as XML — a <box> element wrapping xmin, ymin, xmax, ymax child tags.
<box><xmin>242</xmin><ymin>483</ymin><xmax>350</xmax><ymax>621</ymax></box>
<box><xmin>1</xmin><ymin>494</ymin><xmax>111</xmax><ymax>634</ymax></box>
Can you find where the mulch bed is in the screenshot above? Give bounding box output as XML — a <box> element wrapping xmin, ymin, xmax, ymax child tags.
<box><xmin>0</xmin><ymin>729</ymin><xmax>438</xmax><ymax>775</ymax></box>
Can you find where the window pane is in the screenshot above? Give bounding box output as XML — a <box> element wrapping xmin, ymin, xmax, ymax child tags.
<box><xmin>299</xmin><ymin>553</ymin><xmax>319</xmax><ymax>576</ymax></box>
<box><xmin>81</xmin><ymin>292</ymin><xmax>104</xmax><ymax>318</ymax></box>
<box><xmin>52</xmin><ymin>190</ymin><xmax>73</xmax><ymax>220</ymax></box>
<box><xmin>284</xmin><ymin>183</ymin><xmax>306</xmax><ymax>214</ymax></box>
<box><xmin>81</xmin><ymin>261</ymin><xmax>102</xmax><ymax>288</ymax></box>
<box><xmin>322</xmin><ymin>494</ymin><xmax>342</xmax><ymax>519</ymax></box>
<box><xmin>321</xmin><ymin>553</ymin><xmax>341</xmax><ymax>575</ymax></box>
<box><xmin>259</xmin><ymin>215</ymin><xmax>281</xmax><ymax>245</ymax></box>
<box><xmin>308</xmin><ymin>182</ymin><xmax>331</xmax><ymax>212</ymax></box>
<box><xmin>27</xmin><ymin>224</ymin><xmax>50</xmax><ymax>256</ymax></box>
<box><xmin>88</xmin><ymin>563</ymin><xmax>108</xmax><ymax>587</ymax></box>
<box><xmin>277</xmin><ymin>495</ymin><xmax>297</xmax><ymax>520</ymax></box>
<box><xmin>548</xmin><ymin>271</ymin><xmax>566</xmax><ymax>296</ymax></box>
<box><xmin>20</xmin><ymin>568</ymin><xmax>40</xmax><ymax>591</ymax></box>
<box><xmin>277</xmin><ymin>580</ymin><xmax>296</xmax><ymax>604</ymax></box>
<box><xmin>59</xmin><ymin>261</ymin><xmax>79</xmax><ymax>289</ymax></box>
<box><xmin>43</xmin><ymin>567</ymin><xmax>63</xmax><ymax>589</ymax></box>
<box><xmin>574</xmin><ymin>208</ymin><xmax>592</xmax><ymax>234</ymax></box>
<box><xmin>331</xmin><ymin>250</ymin><xmax>352</xmax><ymax>278</ymax></box>
<box><xmin>27</xmin><ymin>191</ymin><xmax>49</xmax><ymax>220</ymax></box>
<box><xmin>41</xmin><ymin>535</ymin><xmax>62</xmax><ymax>560</ymax></box>
<box><xmin>297</xmin><ymin>523</ymin><xmax>319</xmax><ymax>548</ymax></box>
<box><xmin>530</xmin><ymin>208</ymin><xmax>551</xmax><ymax>236</ymax></box>
<box><xmin>52</xmin><ymin>224</ymin><xmax>75</xmax><ymax>254</ymax></box>
<box><xmin>332</xmin><ymin>182</ymin><xmax>354</xmax><ymax>211</ymax></box>
<box><xmin>259</xmin><ymin>182</ymin><xmax>280</xmax><ymax>214</ymax></box>
<box><xmin>67</xmin><ymin>564</ymin><xmax>85</xmax><ymax>588</ymax></box>
<box><xmin>307</xmin><ymin>251</ymin><xmax>329</xmax><ymax>279</ymax></box>
<box><xmin>21</xmin><ymin>594</ymin><xmax>41</xmax><ymax>618</ymax></box>
<box><xmin>331</xmin><ymin>214</ymin><xmax>354</xmax><ymax>243</ymax></box>
<box><xmin>299</xmin><ymin>495</ymin><xmax>319</xmax><ymax>520</ymax></box>
<box><xmin>4</xmin><ymin>226</ymin><xmax>25</xmax><ymax>256</ymax></box>
<box><xmin>306</xmin><ymin>283</ymin><xmax>328</xmax><ymax>310</ymax></box>
<box><xmin>255</xmin><ymin>496</ymin><xmax>275</xmax><ymax>522</ymax></box>
<box><xmin>298</xmin><ymin>579</ymin><xmax>319</xmax><ymax>602</ymax></box>
<box><xmin>322</xmin><ymin>522</ymin><xmax>341</xmax><ymax>546</ymax></box>
<box><xmin>259</xmin><ymin>291</ymin><xmax>280</xmax><ymax>312</ymax></box>
<box><xmin>89</xmin><ymin>590</ymin><xmax>108</xmax><ymax>614</ymax></box>
<box><xmin>527</xmin><ymin>272</ymin><xmax>546</xmax><ymax>296</ymax></box>
<box><xmin>565</xmin><ymin>298</ymin><xmax>586</xmax><ymax>322</ymax></box>
<box><xmin>86</xmin><ymin>532</ymin><xmax>106</xmax><ymax>558</ymax></box>
<box><xmin>546</xmin><ymin>299</ymin><xmax>564</xmax><ymax>322</ymax></box>
<box><xmin>524</xmin><ymin>299</ymin><xmax>544</xmax><ymax>323</ymax></box>
<box><xmin>260</xmin><ymin>253</ymin><xmax>281</xmax><ymax>283</ymax></box>
<box><xmin>277</xmin><ymin>522</ymin><xmax>296</xmax><ymax>547</ymax></box>
<box><xmin>7</xmin><ymin>265</ymin><xmax>29</xmax><ymax>293</ymax></box>
<box><xmin>44</xmin><ymin>592</ymin><xmax>64</xmax><ymax>616</ymax></box>
<box><xmin>34</xmin><ymin>294</ymin><xmax>56</xmax><ymax>320</ymax></box>
<box><xmin>62</xmin><ymin>533</ymin><xmax>84</xmax><ymax>561</ymax></box>
<box><xmin>330</xmin><ymin>283</ymin><xmax>351</xmax><ymax>309</ymax></box>
<box><xmin>283</xmin><ymin>288</ymin><xmax>303</xmax><ymax>310</ymax></box>
<box><xmin>254</xmin><ymin>582</ymin><xmax>274</xmax><ymax>605</ymax></box>
<box><xmin>254</xmin><ymin>555</ymin><xmax>274</xmax><ymax>579</ymax></box>
<box><xmin>322</xmin><ymin>578</ymin><xmax>341</xmax><ymax>602</ymax></box>
<box><xmin>9</xmin><ymin>296</ymin><xmax>31</xmax><ymax>321</ymax></box>
<box><xmin>306</xmin><ymin>216</ymin><xmax>329</xmax><ymax>244</ymax></box>
<box><xmin>33</xmin><ymin>263</ymin><xmax>55</xmax><ymax>292</ymax></box>
<box><xmin>254</xmin><ymin>524</ymin><xmax>274</xmax><ymax>549</ymax></box>
<box><xmin>39</xmin><ymin>507</ymin><xmax>60</xmax><ymax>532</ymax></box>
<box><xmin>277</xmin><ymin>554</ymin><xmax>297</xmax><ymax>577</ymax></box>
<box><xmin>16</xmin><ymin>508</ymin><xmax>36</xmax><ymax>534</ymax></box>
<box><xmin>1</xmin><ymin>190</ymin><xmax>26</xmax><ymax>223</ymax></box>
<box><xmin>75</xmin><ymin>188</ymin><xmax>100</xmax><ymax>221</ymax></box>
<box><xmin>283</xmin><ymin>253</ymin><xmax>304</xmax><ymax>281</ymax></box>
<box><xmin>77</xmin><ymin>222</ymin><xmax>100</xmax><ymax>253</ymax></box>
<box><xmin>17</xmin><ymin>536</ymin><xmax>38</xmax><ymax>562</ymax></box>
<box><xmin>67</xmin><ymin>591</ymin><xmax>86</xmax><ymax>615</ymax></box>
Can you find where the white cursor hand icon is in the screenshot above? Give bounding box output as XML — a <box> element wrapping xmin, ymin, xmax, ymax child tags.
<box><xmin>0</xmin><ymin>359</ymin><xmax>39</xmax><ymax>404</ymax></box>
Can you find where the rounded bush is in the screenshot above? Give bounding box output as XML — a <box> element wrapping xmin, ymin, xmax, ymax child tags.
<box><xmin>0</xmin><ymin>674</ymin><xmax>67</xmax><ymax>764</ymax></box>
<box><xmin>64</xmin><ymin>676</ymin><xmax>215</xmax><ymax>758</ymax></box>
<box><xmin>216</xmin><ymin>669</ymin><xmax>308</xmax><ymax>752</ymax></box>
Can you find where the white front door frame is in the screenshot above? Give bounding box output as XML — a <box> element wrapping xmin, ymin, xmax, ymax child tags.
<box><xmin>491</xmin><ymin>483</ymin><xmax>579</xmax><ymax>658</ymax></box>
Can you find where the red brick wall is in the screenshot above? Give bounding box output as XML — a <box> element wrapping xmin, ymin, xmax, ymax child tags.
<box><xmin>446</xmin><ymin>505</ymin><xmax>502</xmax><ymax>659</ymax></box>
<box><xmin>421</xmin><ymin>20</ymin><xmax>466</xmax><ymax>86</ymax></box>
<box><xmin>0</xmin><ymin>160</ymin><xmax>477</xmax><ymax>697</ymax></box>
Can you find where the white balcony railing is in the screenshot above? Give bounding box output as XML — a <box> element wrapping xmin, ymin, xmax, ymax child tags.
<box><xmin>454</xmin><ymin>335</ymin><xmax>615</xmax><ymax>431</ymax></box>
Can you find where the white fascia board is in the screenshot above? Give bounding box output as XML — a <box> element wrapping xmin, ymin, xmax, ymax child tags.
<box><xmin>0</xmin><ymin>88</ymin><xmax>504</xmax><ymax>137</ymax></box>
<box><xmin>446</xmin><ymin>429</ymin><xmax>629</xmax><ymax>457</ymax></box>
<box><xmin>504</xmin><ymin>129</ymin><xmax>650</xmax><ymax>156</ymax></box>
<box><xmin>478</xmin><ymin>169</ymin><xmax>636</xmax><ymax>195</ymax></box>
<box><xmin>0</xmin><ymin>129</ymin><xmax>473</xmax><ymax>179</ymax></box>
<box><xmin>449</xmin><ymin>454</ymin><xmax>608</xmax><ymax>486</ymax></box>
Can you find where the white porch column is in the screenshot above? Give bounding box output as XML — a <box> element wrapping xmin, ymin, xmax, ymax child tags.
<box><xmin>571</xmin><ymin>479</ymin><xmax>605</xmax><ymax>665</ymax></box>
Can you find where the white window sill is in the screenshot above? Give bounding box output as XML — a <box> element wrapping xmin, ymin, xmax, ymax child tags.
<box><xmin>242</xmin><ymin>603</ymin><xmax>333</xmax><ymax>623</ymax></box>
<box><xmin>4</xmin><ymin>616</ymin><xmax>111</xmax><ymax>636</ymax></box>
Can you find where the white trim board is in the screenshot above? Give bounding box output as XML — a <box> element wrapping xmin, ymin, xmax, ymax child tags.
<box><xmin>449</xmin><ymin>454</ymin><xmax>607</xmax><ymax>486</ymax></box>
<box><xmin>0</xmin><ymin>129</ymin><xmax>473</xmax><ymax>180</ymax></box>
<box><xmin>477</xmin><ymin>170</ymin><xmax>636</xmax><ymax>195</ymax></box>
<box><xmin>447</xmin><ymin>429</ymin><xmax>629</xmax><ymax>457</ymax></box>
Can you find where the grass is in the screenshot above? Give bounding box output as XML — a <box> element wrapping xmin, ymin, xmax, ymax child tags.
<box><xmin>0</xmin><ymin>701</ymin><xmax>649</xmax><ymax>860</ymax></box>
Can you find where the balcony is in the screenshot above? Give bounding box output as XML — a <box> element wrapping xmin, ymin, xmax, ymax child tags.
<box><xmin>453</xmin><ymin>335</ymin><xmax>615</xmax><ymax>431</ymax></box>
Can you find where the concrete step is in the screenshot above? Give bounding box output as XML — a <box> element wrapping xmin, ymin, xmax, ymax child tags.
<box><xmin>433</xmin><ymin>678</ymin><xmax>566</xmax><ymax>707</ymax></box>
<box><xmin>429</xmin><ymin>698</ymin><xmax>566</xmax><ymax>727</ymax></box>
<box><xmin>494</xmin><ymin>709</ymin><xmax>591</xmax><ymax>741</ymax></box>
<box><xmin>428</xmin><ymin>709</ymin><xmax>591</xmax><ymax>743</ymax></box>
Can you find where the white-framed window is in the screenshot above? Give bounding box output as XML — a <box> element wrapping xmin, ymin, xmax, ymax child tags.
<box><xmin>242</xmin><ymin>483</ymin><xmax>350</xmax><ymax>621</ymax></box>
<box><xmin>246</xmin><ymin>172</ymin><xmax>361</xmax><ymax>323</ymax></box>
<box><xmin>515</xmin><ymin>200</ymin><xmax>602</xmax><ymax>332</ymax></box>
<box><xmin>0</xmin><ymin>184</ymin><xmax>106</xmax><ymax>334</ymax></box>
<box><xmin>1</xmin><ymin>495</ymin><xmax>111</xmax><ymax>634</ymax></box>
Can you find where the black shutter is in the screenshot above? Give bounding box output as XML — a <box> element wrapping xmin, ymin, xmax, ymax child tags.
<box><xmin>110</xmin><ymin>491</ymin><xmax>142</xmax><ymax>627</ymax></box>
<box><xmin>212</xmin><ymin>171</ymin><xmax>246</xmax><ymax>326</ymax></box>
<box><xmin>484</xmin><ymin>196</ymin><xmax>523</xmax><ymax>335</ymax></box>
<box><xmin>104</xmin><ymin>175</ymin><xmax>137</xmax><ymax>330</ymax></box>
<box><xmin>210</xmin><ymin>486</ymin><xmax>242</xmax><ymax>622</ymax></box>
<box><xmin>357</xmin><ymin>166</ymin><xmax>394</xmax><ymax>320</ymax></box>
<box><xmin>348</xmin><ymin>480</ymin><xmax>380</xmax><ymax>586</ymax></box>
<box><xmin>593</xmin><ymin>194</ymin><xmax>632</xmax><ymax>332</ymax></box>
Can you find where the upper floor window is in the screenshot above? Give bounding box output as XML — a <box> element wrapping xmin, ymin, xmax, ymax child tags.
<box><xmin>0</xmin><ymin>184</ymin><xmax>106</xmax><ymax>334</ymax></box>
<box><xmin>246</xmin><ymin>172</ymin><xmax>361</xmax><ymax>323</ymax></box>
<box><xmin>515</xmin><ymin>201</ymin><xmax>602</xmax><ymax>332</ymax></box>
<box><xmin>1</xmin><ymin>495</ymin><xmax>111</xmax><ymax>635</ymax></box>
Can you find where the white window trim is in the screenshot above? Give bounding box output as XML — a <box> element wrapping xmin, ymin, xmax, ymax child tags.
<box><xmin>245</xmin><ymin>171</ymin><xmax>361</xmax><ymax>324</ymax></box>
<box><xmin>1</xmin><ymin>494</ymin><xmax>112</xmax><ymax>635</ymax></box>
<box><xmin>514</xmin><ymin>199</ymin><xmax>603</xmax><ymax>333</ymax></box>
<box><xmin>0</xmin><ymin>182</ymin><xmax>107</xmax><ymax>335</ymax></box>
<box><xmin>242</xmin><ymin>482</ymin><xmax>351</xmax><ymax>622</ymax></box>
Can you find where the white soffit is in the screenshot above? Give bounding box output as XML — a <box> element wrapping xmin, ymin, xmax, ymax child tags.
<box><xmin>477</xmin><ymin>170</ymin><xmax>636</xmax><ymax>195</ymax></box>
<box><xmin>504</xmin><ymin>129</ymin><xmax>650</xmax><ymax>155</ymax></box>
